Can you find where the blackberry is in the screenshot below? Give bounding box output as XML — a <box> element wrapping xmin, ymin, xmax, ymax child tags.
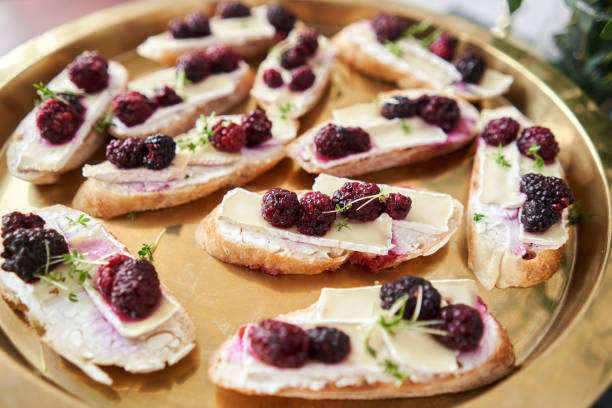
<box><xmin>521</xmin><ymin>199</ymin><xmax>560</xmax><ymax>233</ymax></box>
<box><xmin>110</xmin><ymin>258</ymin><xmax>161</xmax><ymax>319</ymax></box>
<box><xmin>242</xmin><ymin>109</ymin><xmax>272</xmax><ymax>147</ymax></box>
<box><xmin>418</xmin><ymin>95</ymin><xmax>460</xmax><ymax>132</ymax></box>
<box><xmin>384</xmin><ymin>193</ymin><xmax>412</xmax><ymax>220</ymax></box>
<box><xmin>1</xmin><ymin>212</ymin><xmax>45</xmax><ymax>238</ymax></box>
<box><xmin>297</xmin><ymin>191</ymin><xmax>336</xmax><ymax>236</ymax></box>
<box><xmin>332</xmin><ymin>182</ymin><xmax>383</xmax><ymax>222</ymax></box>
<box><xmin>482</xmin><ymin>117</ymin><xmax>520</xmax><ymax>146</ymax></box>
<box><xmin>433</xmin><ymin>304</ymin><xmax>483</xmax><ymax>352</ymax></box>
<box><xmin>428</xmin><ymin>32</ymin><xmax>458</xmax><ymax>61</ymax></box>
<box><xmin>206</xmin><ymin>45</ymin><xmax>241</xmax><ymax>73</ymax></box>
<box><xmin>168</xmin><ymin>19</ymin><xmax>191</xmax><ymax>39</ymax></box>
<box><xmin>185</xmin><ymin>11</ymin><xmax>211</xmax><ymax>37</ymax></box>
<box><xmin>345</xmin><ymin>127</ymin><xmax>371</xmax><ymax>153</ymax></box>
<box><xmin>248</xmin><ymin>319</ymin><xmax>309</xmax><ymax>368</ymax></box>
<box><xmin>314</xmin><ymin>124</ymin><xmax>348</xmax><ymax>159</ymax></box>
<box><xmin>381</xmin><ymin>96</ymin><xmax>419</xmax><ymax>119</ymax></box>
<box><xmin>455</xmin><ymin>52</ymin><xmax>486</xmax><ymax>84</ymax></box>
<box><xmin>266</xmin><ymin>5</ymin><xmax>297</xmax><ymax>33</ymax></box>
<box><xmin>152</xmin><ymin>86</ymin><xmax>183</xmax><ymax>107</ymax></box>
<box><xmin>1</xmin><ymin>227</ymin><xmax>68</xmax><ymax>283</ymax></box>
<box><xmin>371</xmin><ymin>13</ymin><xmax>407</xmax><ymax>43</ymax></box>
<box><xmin>95</xmin><ymin>254</ymin><xmax>131</xmax><ymax>299</ymax></box>
<box><xmin>143</xmin><ymin>134</ymin><xmax>176</xmax><ymax>170</ymax></box>
<box><xmin>261</xmin><ymin>188</ymin><xmax>300</xmax><ymax>228</ymax></box>
<box><xmin>217</xmin><ymin>1</ymin><xmax>250</xmax><ymax>19</ymax></box>
<box><xmin>289</xmin><ymin>66</ymin><xmax>315</xmax><ymax>92</ymax></box>
<box><xmin>517</xmin><ymin>126</ymin><xmax>559</xmax><ymax>162</ymax></box>
<box><xmin>306</xmin><ymin>326</ymin><xmax>350</xmax><ymax>363</ymax></box>
<box><xmin>298</xmin><ymin>28</ymin><xmax>319</xmax><ymax>56</ymax></box>
<box><xmin>209</xmin><ymin>120</ymin><xmax>247</xmax><ymax>152</ymax></box>
<box><xmin>176</xmin><ymin>51</ymin><xmax>212</xmax><ymax>83</ymax></box>
<box><xmin>106</xmin><ymin>137</ymin><xmax>147</xmax><ymax>169</ymax></box>
<box><xmin>67</xmin><ymin>51</ymin><xmax>109</xmax><ymax>93</ymax></box>
<box><xmin>280</xmin><ymin>45</ymin><xmax>309</xmax><ymax>70</ymax></box>
<box><xmin>379</xmin><ymin>275</ymin><xmax>441</xmax><ymax>320</ymax></box>
<box><xmin>36</xmin><ymin>98</ymin><xmax>84</xmax><ymax>144</ymax></box>
<box><xmin>263</xmin><ymin>68</ymin><xmax>284</xmax><ymax>88</ymax></box>
<box><xmin>520</xmin><ymin>173</ymin><xmax>574</xmax><ymax>211</ymax></box>
<box><xmin>112</xmin><ymin>91</ymin><xmax>156</xmax><ymax>127</ymax></box>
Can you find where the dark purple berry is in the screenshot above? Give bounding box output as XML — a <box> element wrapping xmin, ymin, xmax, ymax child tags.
<box><xmin>384</xmin><ymin>193</ymin><xmax>412</xmax><ymax>220</ymax></box>
<box><xmin>428</xmin><ymin>33</ymin><xmax>458</xmax><ymax>61</ymax></box>
<box><xmin>176</xmin><ymin>51</ymin><xmax>212</xmax><ymax>83</ymax></box>
<box><xmin>95</xmin><ymin>253</ymin><xmax>131</xmax><ymax>299</ymax></box>
<box><xmin>67</xmin><ymin>51</ymin><xmax>109</xmax><ymax>93</ymax></box>
<box><xmin>289</xmin><ymin>65</ymin><xmax>315</xmax><ymax>92</ymax></box>
<box><xmin>332</xmin><ymin>182</ymin><xmax>383</xmax><ymax>222</ymax></box>
<box><xmin>242</xmin><ymin>109</ymin><xmax>272</xmax><ymax>147</ymax></box>
<box><xmin>345</xmin><ymin>127</ymin><xmax>371</xmax><ymax>153</ymax></box>
<box><xmin>381</xmin><ymin>96</ymin><xmax>419</xmax><ymax>119</ymax></box>
<box><xmin>482</xmin><ymin>117</ymin><xmax>520</xmax><ymax>146</ymax></box>
<box><xmin>248</xmin><ymin>319</ymin><xmax>309</xmax><ymax>368</ymax></box>
<box><xmin>306</xmin><ymin>327</ymin><xmax>350</xmax><ymax>363</ymax></box>
<box><xmin>418</xmin><ymin>95</ymin><xmax>460</xmax><ymax>132</ymax></box>
<box><xmin>517</xmin><ymin>126</ymin><xmax>559</xmax><ymax>162</ymax></box>
<box><xmin>152</xmin><ymin>86</ymin><xmax>183</xmax><ymax>107</ymax></box>
<box><xmin>280</xmin><ymin>45</ymin><xmax>309</xmax><ymax>70</ymax></box>
<box><xmin>371</xmin><ymin>13</ymin><xmax>407</xmax><ymax>43</ymax></box>
<box><xmin>314</xmin><ymin>124</ymin><xmax>348</xmax><ymax>159</ymax></box>
<box><xmin>110</xmin><ymin>258</ymin><xmax>161</xmax><ymax>319</ymax></box>
<box><xmin>298</xmin><ymin>28</ymin><xmax>319</xmax><ymax>56</ymax></box>
<box><xmin>520</xmin><ymin>173</ymin><xmax>574</xmax><ymax>212</ymax></box>
<box><xmin>521</xmin><ymin>199</ymin><xmax>560</xmax><ymax>233</ymax></box>
<box><xmin>455</xmin><ymin>52</ymin><xmax>486</xmax><ymax>84</ymax></box>
<box><xmin>297</xmin><ymin>191</ymin><xmax>336</xmax><ymax>236</ymax></box>
<box><xmin>263</xmin><ymin>69</ymin><xmax>283</xmax><ymax>88</ymax></box>
<box><xmin>217</xmin><ymin>1</ymin><xmax>250</xmax><ymax>19</ymax></box>
<box><xmin>185</xmin><ymin>11</ymin><xmax>211</xmax><ymax>37</ymax></box>
<box><xmin>1</xmin><ymin>212</ymin><xmax>45</xmax><ymax>238</ymax></box>
<box><xmin>261</xmin><ymin>188</ymin><xmax>300</xmax><ymax>228</ymax></box>
<box><xmin>433</xmin><ymin>304</ymin><xmax>483</xmax><ymax>352</ymax></box>
<box><xmin>106</xmin><ymin>137</ymin><xmax>147</xmax><ymax>169</ymax></box>
<box><xmin>380</xmin><ymin>275</ymin><xmax>441</xmax><ymax>320</ymax></box>
<box><xmin>36</xmin><ymin>98</ymin><xmax>84</xmax><ymax>144</ymax></box>
<box><xmin>143</xmin><ymin>134</ymin><xmax>176</xmax><ymax>170</ymax></box>
<box><xmin>112</xmin><ymin>91</ymin><xmax>156</xmax><ymax>127</ymax></box>
<box><xmin>1</xmin><ymin>227</ymin><xmax>68</xmax><ymax>283</ymax></box>
<box><xmin>266</xmin><ymin>5</ymin><xmax>296</xmax><ymax>33</ymax></box>
<box><xmin>209</xmin><ymin>121</ymin><xmax>247</xmax><ymax>152</ymax></box>
<box><xmin>168</xmin><ymin>19</ymin><xmax>191</xmax><ymax>39</ymax></box>
<box><xmin>205</xmin><ymin>45</ymin><xmax>241</xmax><ymax>73</ymax></box>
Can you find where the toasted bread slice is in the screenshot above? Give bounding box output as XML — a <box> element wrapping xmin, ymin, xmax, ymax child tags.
<box><xmin>197</xmin><ymin>174</ymin><xmax>463</xmax><ymax>275</ymax></box>
<box><xmin>136</xmin><ymin>5</ymin><xmax>290</xmax><ymax>64</ymax></box>
<box><xmin>467</xmin><ymin>107</ymin><xmax>570</xmax><ymax>289</ymax></box>
<box><xmin>0</xmin><ymin>205</ymin><xmax>195</xmax><ymax>385</ymax></box>
<box><xmin>6</xmin><ymin>58</ymin><xmax>128</xmax><ymax>185</ymax></box>
<box><xmin>332</xmin><ymin>20</ymin><xmax>513</xmax><ymax>102</ymax></box>
<box><xmin>109</xmin><ymin>63</ymin><xmax>254</xmax><ymax>139</ymax></box>
<box><xmin>287</xmin><ymin>89</ymin><xmax>479</xmax><ymax>177</ymax></box>
<box><xmin>74</xmin><ymin>113</ymin><xmax>299</xmax><ymax>219</ymax></box>
<box><xmin>209</xmin><ymin>280</ymin><xmax>515</xmax><ymax>399</ymax></box>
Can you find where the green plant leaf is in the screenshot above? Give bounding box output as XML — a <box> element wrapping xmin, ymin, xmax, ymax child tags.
<box><xmin>601</xmin><ymin>19</ymin><xmax>612</xmax><ymax>40</ymax></box>
<box><xmin>507</xmin><ymin>0</ymin><xmax>522</xmax><ymax>13</ymax></box>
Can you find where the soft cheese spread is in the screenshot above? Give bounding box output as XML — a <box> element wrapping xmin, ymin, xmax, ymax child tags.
<box><xmin>12</xmin><ymin>62</ymin><xmax>128</xmax><ymax>172</ymax></box>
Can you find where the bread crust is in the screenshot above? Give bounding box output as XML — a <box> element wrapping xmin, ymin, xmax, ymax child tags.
<box><xmin>109</xmin><ymin>68</ymin><xmax>255</xmax><ymax>139</ymax></box>
<box><xmin>208</xmin><ymin>304</ymin><xmax>515</xmax><ymax>399</ymax></box>
<box><xmin>466</xmin><ymin>144</ymin><xmax>564</xmax><ymax>289</ymax></box>
<box><xmin>72</xmin><ymin>145</ymin><xmax>287</xmax><ymax>219</ymax></box>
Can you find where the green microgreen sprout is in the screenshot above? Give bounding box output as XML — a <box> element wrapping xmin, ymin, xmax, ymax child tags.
<box><xmin>569</xmin><ymin>201</ymin><xmax>581</xmax><ymax>225</ymax></box>
<box><xmin>495</xmin><ymin>144</ymin><xmax>511</xmax><ymax>168</ymax></box>
<box><xmin>335</xmin><ymin>219</ymin><xmax>351</xmax><ymax>231</ymax></box>
<box><xmin>94</xmin><ymin>113</ymin><xmax>114</xmax><ymax>134</ymax></box>
<box><xmin>66</xmin><ymin>214</ymin><xmax>90</xmax><ymax>228</ymax></box>
<box><xmin>401</xmin><ymin>121</ymin><xmax>411</xmax><ymax>134</ymax></box>
<box><xmin>526</xmin><ymin>142</ymin><xmax>544</xmax><ymax>169</ymax></box>
<box><xmin>473</xmin><ymin>213</ymin><xmax>485</xmax><ymax>221</ymax></box>
<box><xmin>33</xmin><ymin>82</ymin><xmax>71</xmax><ymax>105</ymax></box>
<box><xmin>138</xmin><ymin>228</ymin><xmax>166</xmax><ymax>261</ymax></box>
<box><xmin>279</xmin><ymin>102</ymin><xmax>294</xmax><ymax>120</ymax></box>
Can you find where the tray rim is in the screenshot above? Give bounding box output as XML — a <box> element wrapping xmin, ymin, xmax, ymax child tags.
<box><xmin>0</xmin><ymin>0</ymin><xmax>610</xmax><ymax>406</ymax></box>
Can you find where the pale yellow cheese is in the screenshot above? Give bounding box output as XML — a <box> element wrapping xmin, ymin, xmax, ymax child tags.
<box><xmin>332</xmin><ymin>103</ymin><xmax>389</xmax><ymax>128</ymax></box>
<box><xmin>519</xmin><ymin>155</ymin><xmax>562</xmax><ymax>178</ymax></box>
<box><xmin>432</xmin><ymin>279</ymin><xmax>478</xmax><ymax>307</ymax></box>
<box><xmin>383</xmin><ymin>329</ymin><xmax>458</xmax><ymax>372</ymax></box>
<box><xmin>519</xmin><ymin>217</ymin><xmax>568</xmax><ymax>247</ymax></box>
<box><xmin>209</xmin><ymin>7</ymin><xmax>275</xmax><ymax>42</ymax></box>
<box><xmin>219</xmin><ymin>188</ymin><xmax>393</xmax><ymax>255</ymax></box>
<box><xmin>466</xmin><ymin>70</ymin><xmax>514</xmax><ymax>99</ymax></box>
<box><xmin>479</xmin><ymin>144</ymin><xmax>524</xmax><ymax>208</ymax></box>
<box><xmin>317</xmin><ymin>286</ymin><xmax>381</xmax><ymax>321</ymax></box>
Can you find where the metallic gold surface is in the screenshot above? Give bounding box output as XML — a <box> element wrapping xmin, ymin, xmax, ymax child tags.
<box><xmin>0</xmin><ymin>1</ymin><xmax>610</xmax><ymax>407</ymax></box>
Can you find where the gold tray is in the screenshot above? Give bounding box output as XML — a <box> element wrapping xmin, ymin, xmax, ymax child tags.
<box><xmin>0</xmin><ymin>1</ymin><xmax>610</xmax><ymax>406</ymax></box>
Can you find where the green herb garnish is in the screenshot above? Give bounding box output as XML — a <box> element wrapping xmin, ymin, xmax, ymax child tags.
<box><xmin>326</xmin><ymin>188</ymin><xmax>390</xmax><ymax>215</ymax></box>
<box><xmin>403</xmin><ymin>20</ymin><xmax>431</xmax><ymax>38</ymax></box>
<box><xmin>401</xmin><ymin>121</ymin><xmax>411</xmax><ymax>134</ymax></box>
<box><xmin>178</xmin><ymin>113</ymin><xmax>216</xmax><ymax>151</ymax></box>
<box><xmin>175</xmin><ymin>67</ymin><xmax>192</xmax><ymax>97</ymax></box>
<box><xmin>384</xmin><ymin>359</ymin><xmax>406</xmax><ymax>380</ymax></box>
<box><xmin>68</xmin><ymin>292</ymin><xmax>78</xmax><ymax>302</ymax></box>
<box><xmin>94</xmin><ymin>113</ymin><xmax>113</xmax><ymax>134</ymax></box>
<box><xmin>279</xmin><ymin>102</ymin><xmax>294</xmax><ymax>120</ymax></box>
<box><xmin>526</xmin><ymin>142</ymin><xmax>544</xmax><ymax>169</ymax></box>
<box><xmin>569</xmin><ymin>201</ymin><xmax>581</xmax><ymax>225</ymax></box>
<box><xmin>138</xmin><ymin>228</ymin><xmax>166</xmax><ymax>261</ymax></box>
<box><xmin>386</xmin><ymin>40</ymin><xmax>403</xmax><ymax>57</ymax></box>
<box><xmin>421</xmin><ymin>28</ymin><xmax>443</xmax><ymax>47</ymax></box>
<box><xmin>495</xmin><ymin>144</ymin><xmax>511</xmax><ymax>168</ymax></box>
<box><xmin>33</xmin><ymin>82</ymin><xmax>71</xmax><ymax>105</ymax></box>
<box><xmin>335</xmin><ymin>219</ymin><xmax>351</xmax><ymax>231</ymax></box>
<box><xmin>473</xmin><ymin>213</ymin><xmax>485</xmax><ymax>221</ymax></box>
<box><xmin>66</xmin><ymin>214</ymin><xmax>90</xmax><ymax>227</ymax></box>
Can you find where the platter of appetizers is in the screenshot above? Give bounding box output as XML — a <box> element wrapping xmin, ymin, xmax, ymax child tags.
<box><xmin>0</xmin><ymin>0</ymin><xmax>609</xmax><ymax>407</ymax></box>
